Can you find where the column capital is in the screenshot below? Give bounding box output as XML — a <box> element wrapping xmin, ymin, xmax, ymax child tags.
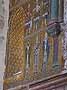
<box><xmin>60</xmin><ymin>23</ymin><xmax>67</xmax><ymax>31</ymax></box>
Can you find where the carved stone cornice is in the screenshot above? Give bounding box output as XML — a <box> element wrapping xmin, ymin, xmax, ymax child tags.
<box><xmin>6</xmin><ymin>71</ymin><xmax>67</xmax><ymax>90</ymax></box>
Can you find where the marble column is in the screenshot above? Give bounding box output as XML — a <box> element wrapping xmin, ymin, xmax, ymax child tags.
<box><xmin>64</xmin><ymin>0</ymin><xmax>67</xmax><ymax>24</ymax></box>
<box><xmin>61</xmin><ymin>0</ymin><xmax>67</xmax><ymax>70</ymax></box>
<box><xmin>58</xmin><ymin>0</ymin><xmax>64</xmax><ymax>22</ymax></box>
<box><xmin>50</xmin><ymin>0</ymin><xmax>59</xmax><ymax>67</ymax></box>
<box><xmin>0</xmin><ymin>0</ymin><xmax>9</xmax><ymax>89</ymax></box>
<box><xmin>50</xmin><ymin>0</ymin><xmax>58</xmax><ymax>20</ymax></box>
<box><xmin>62</xmin><ymin>0</ymin><xmax>67</xmax><ymax>70</ymax></box>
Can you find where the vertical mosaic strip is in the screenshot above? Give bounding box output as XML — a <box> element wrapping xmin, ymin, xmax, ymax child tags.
<box><xmin>53</xmin><ymin>37</ymin><xmax>58</xmax><ymax>65</ymax></box>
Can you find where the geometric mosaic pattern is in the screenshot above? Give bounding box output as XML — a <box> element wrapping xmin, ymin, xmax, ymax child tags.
<box><xmin>5</xmin><ymin>7</ymin><xmax>25</xmax><ymax>80</ymax></box>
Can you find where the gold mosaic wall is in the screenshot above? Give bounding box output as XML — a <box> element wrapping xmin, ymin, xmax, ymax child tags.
<box><xmin>4</xmin><ymin>7</ymin><xmax>25</xmax><ymax>85</ymax></box>
<box><xmin>4</xmin><ymin>0</ymin><xmax>63</xmax><ymax>89</ymax></box>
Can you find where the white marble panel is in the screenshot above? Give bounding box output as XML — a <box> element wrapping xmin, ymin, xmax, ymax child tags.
<box><xmin>0</xmin><ymin>0</ymin><xmax>9</xmax><ymax>90</ymax></box>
